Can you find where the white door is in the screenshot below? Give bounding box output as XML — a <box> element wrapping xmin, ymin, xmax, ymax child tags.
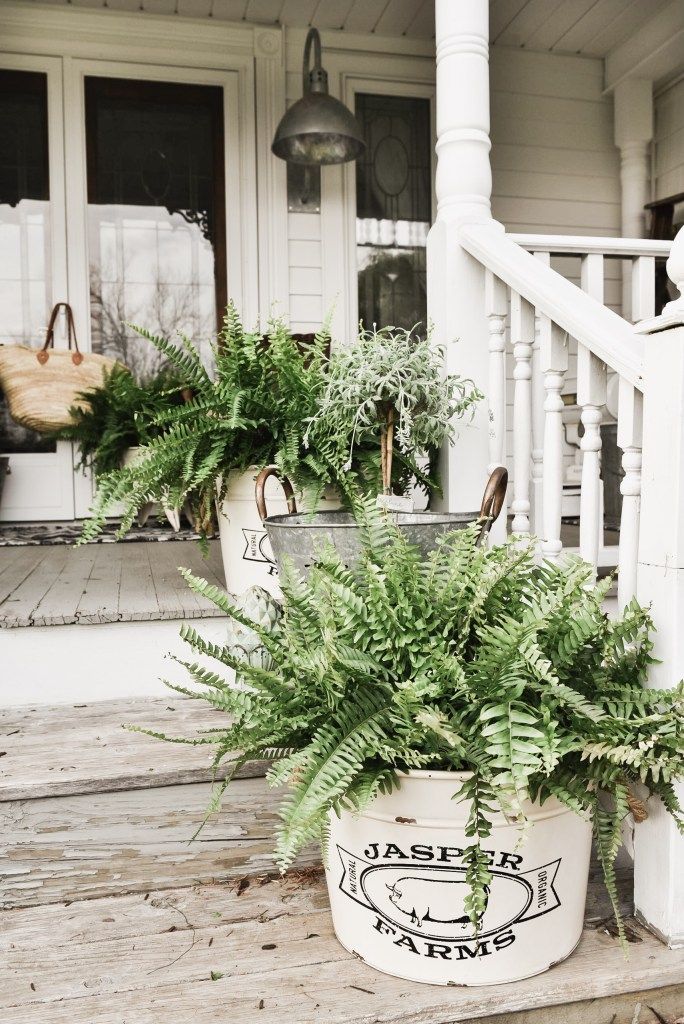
<box><xmin>0</xmin><ymin>57</ymin><xmax>76</xmax><ymax>521</ymax></box>
<box><xmin>62</xmin><ymin>59</ymin><xmax>253</xmax><ymax>519</ymax></box>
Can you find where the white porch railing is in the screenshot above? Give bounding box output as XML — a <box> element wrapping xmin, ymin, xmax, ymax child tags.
<box><xmin>460</xmin><ymin>224</ymin><xmax>673</xmax><ymax>607</ymax></box>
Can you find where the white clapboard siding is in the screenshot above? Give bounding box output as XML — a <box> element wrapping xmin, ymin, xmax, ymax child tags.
<box><xmin>654</xmin><ymin>78</ymin><xmax>684</xmax><ymax>200</ymax></box>
<box><xmin>287</xmin><ymin>212</ymin><xmax>324</xmax><ymax>331</ymax></box>
<box><xmin>490</xmin><ymin>48</ymin><xmax>620</xmax><ymax>238</ymax></box>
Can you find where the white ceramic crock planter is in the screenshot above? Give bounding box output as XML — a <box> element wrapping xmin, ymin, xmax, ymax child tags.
<box><xmin>121</xmin><ymin>447</ymin><xmax>181</xmax><ymax>531</ymax></box>
<box><xmin>325</xmin><ymin>769</ymin><xmax>592</xmax><ymax>986</ymax></box>
<box><xmin>216</xmin><ymin>468</ymin><xmax>340</xmax><ymax>596</ymax></box>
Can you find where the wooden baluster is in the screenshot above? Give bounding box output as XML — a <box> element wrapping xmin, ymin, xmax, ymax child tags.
<box><xmin>616</xmin><ymin>256</ymin><xmax>651</xmax><ymax>607</ymax></box>
<box><xmin>530</xmin><ymin>252</ymin><xmax>549</xmax><ymax>536</ymax></box>
<box><xmin>539</xmin><ymin>316</ymin><xmax>568</xmax><ymax>562</ymax></box>
<box><xmin>617</xmin><ymin>380</ymin><xmax>643</xmax><ymax>609</ymax></box>
<box><xmin>578</xmin><ymin>254</ymin><xmax>607</xmax><ymax>576</ymax></box>
<box><xmin>485</xmin><ymin>270</ymin><xmax>508</xmax><ymax>543</ymax></box>
<box><xmin>630</xmin><ymin>255</ymin><xmax>655</xmax><ymax>325</ymax></box>
<box><xmin>577</xmin><ymin>346</ymin><xmax>606</xmax><ymax>575</ymax></box>
<box><xmin>510</xmin><ymin>291</ymin><xmax>534</xmax><ymax>534</ymax></box>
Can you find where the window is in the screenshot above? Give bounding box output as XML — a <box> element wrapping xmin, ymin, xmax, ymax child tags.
<box><xmin>0</xmin><ymin>69</ymin><xmax>54</xmax><ymax>454</ymax></box>
<box><xmin>85</xmin><ymin>77</ymin><xmax>226</xmax><ymax>380</ymax></box>
<box><xmin>355</xmin><ymin>93</ymin><xmax>431</xmax><ymax>334</ymax></box>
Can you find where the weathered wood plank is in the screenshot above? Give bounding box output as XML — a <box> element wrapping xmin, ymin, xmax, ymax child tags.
<box><xmin>0</xmin><ymin>546</ymin><xmax>39</xmax><ymax>591</ymax></box>
<box><xmin>0</xmin><ymin>698</ymin><xmax>260</xmax><ymax>801</ymax></box>
<box><xmin>150</xmin><ymin>542</ymin><xmax>221</xmax><ymax>618</ymax></box>
<box><xmin>29</xmin><ymin>544</ymin><xmax>98</xmax><ymax>626</ymax></box>
<box><xmin>74</xmin><ymin>542</ymin><xmax>124</xmax><ymax>623</ymax></box>
<box><xmin>0</xmin><ymin>777</ymin><xmax>318</xmax><ymax>908</ymax></box>
<box><xmin>458</xmin><ymin>987</ymin><xmax>684</xmax><ymax>1024</ymax></box>
<box><xmin>0</xmin><ymin>541</ymin><xmax>226</xmax><ymax>627</ymax></box>
<box><xmin>117</xmin><ymin>544</ymin><xmax>159</xmax><ymax>621</ymax></box>
<box><xmin>1</xmin><ymin>872</ymin><xmax>682</xmax><ymax>1023</ymax></box>
<box><xmin>0</xmin><ymin>548</ymin><xmax>69</xmax><ymax>626</ymax></box>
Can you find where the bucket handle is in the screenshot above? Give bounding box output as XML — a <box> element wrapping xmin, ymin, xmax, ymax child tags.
<box><xmin>477</xmin><ymin>466</ymin><xmax>508</xmax><ymax>542</ymax></box>
<box><xmin>255</xmin><ymin>463</ymin><xmax>508</xmax><ymax>535</ymax></box>
<box><xmin>255</xmin><ymin>465</ymin><xmax>298</xmax><ymax>522</ymax></box>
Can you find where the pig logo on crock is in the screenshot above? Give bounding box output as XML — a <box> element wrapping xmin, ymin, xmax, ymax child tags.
<box><xmin>336</xmin><ymin>846</ymin><xmax>562</xmax><ymax>943</ymax></box>
<box><xmin>386</xmin><ymin>876</ymin><xmax>489</xmax><ymax>930</ymax></box>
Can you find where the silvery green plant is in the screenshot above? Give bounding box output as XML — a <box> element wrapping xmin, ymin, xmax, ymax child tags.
<box><xmin>138</xmin><ymin>503</ymin><xmax>684</xmax><ymax>940</ymax></box>
<box><xmin>303</xmin><ymin>325</ymin><xmax>482</xmax><ymax>497</ymax></box>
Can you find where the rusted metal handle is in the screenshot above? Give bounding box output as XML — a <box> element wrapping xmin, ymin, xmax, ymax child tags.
<box><xmin>255</xmin><ymin>465</ymin><xmax>297</xmax><ymax>522</ymax></box>
<box><xmin>477</xmin><ymin>466</ymin><xmax>508</xmax><ymax>542</ymax></box>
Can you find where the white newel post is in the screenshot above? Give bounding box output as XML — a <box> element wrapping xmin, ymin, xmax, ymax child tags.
<box><xmin>613</xmin><ymin>79</ymin><xmax>653</xmax><ymax>319</ymax></box>
<box><xmin>633</xmin><ymin>227</ymin><xmax>684</xmax><ymax>946</ymax></box>
<box><xmin>428</xmin><ymin>0</ymin><xmax>499</xmax><ymax>514</ymax></box>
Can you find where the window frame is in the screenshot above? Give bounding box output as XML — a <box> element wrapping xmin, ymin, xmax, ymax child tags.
<box><xmin>0</xmin><ymin>53</ymin><xmax>77</xmax><ymax>520</ymax></box>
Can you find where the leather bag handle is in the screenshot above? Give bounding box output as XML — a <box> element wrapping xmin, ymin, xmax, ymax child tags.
<box><xmin>255</xmin><ymin>465</ymin><xmax>297</xmax><ymax>522</ymax></box>
<box><xmin>38</xmin><ymin>302</ymin><xmax>82</xmax><ymax>365</ymax></box>
<box><xmin>477</xmin><ymin>466</ymin><xmax>508</xmax><ymax>543</ymax></box>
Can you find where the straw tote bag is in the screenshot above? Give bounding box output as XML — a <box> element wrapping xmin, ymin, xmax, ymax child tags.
<box><xmin>0</xmin><ymin>302</ymin><xmax>118</xmax><ymax>433</ymax></box>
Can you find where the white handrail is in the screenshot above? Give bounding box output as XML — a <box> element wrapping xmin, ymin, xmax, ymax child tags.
<box><xmin>509</xmin><ymin>233</ymin><xmax>672</xmax><ymax>259</ymax></box>
<box><xmin>459</xmin><ymin>222</ymin><xmax>645</xmax><ymax>389</ymax></box>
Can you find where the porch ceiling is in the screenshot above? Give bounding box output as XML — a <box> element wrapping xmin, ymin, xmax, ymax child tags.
<box><xmin>491</xmin><ymin>0</ymin><xmax>674</xmax><ymax>58</ymax></box>
<box><xmin>17</xmin><ymin>0</ymin><xmax>437</xmax><ymax>39</ymax></box>
<box><xmin>16</xmin><ymin>0</ymin><xmax>675</xmax><ymax>56</ymax></box>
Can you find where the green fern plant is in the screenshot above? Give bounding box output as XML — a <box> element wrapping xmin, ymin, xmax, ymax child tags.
<box><xmin>79</xmin><ymin>312</ymin><xmax>482</xmax><ymax>545</ymax></box>
<box><xmin>50</xmin><ymin>365</ymin><xmax>185</xmax><ymax>478</ymax></box>
<box><xmin>138</xmin><ymin>507</ymin><xmax>684</xmax><ymax>937</ymax></box>
<box><xmin>78</xmin><ymin>305</ymin><xmax>333</xmax><ymax>542</ymax></box>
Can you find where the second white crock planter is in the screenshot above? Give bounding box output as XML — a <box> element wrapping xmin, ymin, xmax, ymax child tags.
<box><xmin>216</xmin><ymin>468</ymin><xmax>340</xmax><ymax>596</ymax></box>
<box><xmin>325</xmin><ymin>770</ymin><xmax>592</xmax><ymax>986</ymax></box>
<box><xmin>122</xmin><ymin>447</ymin><xmax>181</xmax><ymax>531</ymax></box>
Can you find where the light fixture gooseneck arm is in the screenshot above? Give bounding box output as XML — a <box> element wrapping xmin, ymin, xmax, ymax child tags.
<box><xmin>302</xmin><ymin>28</ymin><xmax>327</xmax><ymax>94</ymax></box>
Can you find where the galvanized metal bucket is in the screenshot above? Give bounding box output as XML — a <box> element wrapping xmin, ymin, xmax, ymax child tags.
<box><xmin>255</xmin><ymin>466</ymin><xmax>508</xmax><ymax>580</ymax></box>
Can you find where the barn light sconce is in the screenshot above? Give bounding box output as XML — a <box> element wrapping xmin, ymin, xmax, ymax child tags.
<box><xmin>272</xmin><ymin>28</ymin><xmax>365</xmax><ymax>212</ymax></box>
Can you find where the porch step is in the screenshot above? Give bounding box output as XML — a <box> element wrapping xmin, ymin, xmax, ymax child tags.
<box><xmin>0</xmin><ymin>540</ymin><xmax>233</xmax><ymax>706</ymax></box>
<box><xmin>0</xmin><ymin>697</ymin><xmax>293</xmax><ymax>909</ymax></box>
<box><xmin>0</xmin><ymin>698</ymin><xmax>682</xmax><ymax>1022</ymax></box>
<box><xmin>1</xmin><ymin>877</ymin><xmax>681</xmax><ymax>1024</ymax></box>
<box><xmin>0</xmin><ymin>539</ymin><xmax>225</xmax><ymax>628</ymax></box>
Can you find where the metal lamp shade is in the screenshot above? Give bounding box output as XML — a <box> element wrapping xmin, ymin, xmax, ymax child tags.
<box><xmin>271</xmin><ymin>28</ymin><xmax>365</xmax><ymax>167</ymax></box>
<box><xmin>272</xmin><ymin>92</ymin><xmax>365</xmax><ymax>165</ymax></box>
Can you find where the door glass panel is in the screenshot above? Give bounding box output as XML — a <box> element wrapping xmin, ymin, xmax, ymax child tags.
<box><xmin>355</xmin><ymin>93</ymin><xmax>431</xmax><ymax>335</ymax></box>
<box><xmin>0</xmin><ymin>69</ymin><xmax>55</xmax><ymax>453</ymax></box>
<box><xmin>85</xmin><ymin>77</ymin><xmax>226</xmax><ymax>380</ymax></box>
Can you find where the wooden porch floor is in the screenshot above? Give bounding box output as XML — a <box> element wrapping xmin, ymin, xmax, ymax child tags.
<box><xmin>1</xmin><ymin>698</ymin><xmax>683</xmax><ymax>1023</ymax></box>
<box><xmin>0</xmin><ymin>540</ymin><xmax>225</xmax><ymax>628</ymax></box>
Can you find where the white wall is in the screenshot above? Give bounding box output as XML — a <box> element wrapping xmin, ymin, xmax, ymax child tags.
<box><xmin>654</xmin><ymin>77</ymin><xmax>684</xmax><ymax>201</ymax></box>
<box><xmin>490</xmin><ymin>49</ymin><xmax>620</xmax><ymax>236</ymax></box>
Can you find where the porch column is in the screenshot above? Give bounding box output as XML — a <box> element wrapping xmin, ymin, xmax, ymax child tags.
<box><xmin>633</xmin><ymin>227</ymin><xmax>684</xmax><ymax>946</ymax></box>
<box><xmin>427</xmin><ymin>0</ymin><xmax>500</xmax><ymax>514</ymax></box>
<box><xmin>614</xmin><ymin>79</ymin><xmax>653</xmax><ymax>319</ymax></box>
